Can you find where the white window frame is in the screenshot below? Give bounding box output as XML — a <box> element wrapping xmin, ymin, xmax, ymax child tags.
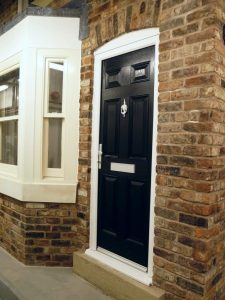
<box><xmin>86</xmin><ymin>28</ymin><xmax>159</xmax><ymax>286</ymax></box>
<box><xmin>0</xmin><ymin>55</ymin><xmax>21</xmax><ymax>178</ymax></box>
<box><xmin>35</xmin><ymin>49</ymin><xmax>80</xmax><ymax>185</ymax></box>
<box><xmin>43</xmin><ymin>58</ymin><xmax>66</xmax><ymax>178</ymax></box>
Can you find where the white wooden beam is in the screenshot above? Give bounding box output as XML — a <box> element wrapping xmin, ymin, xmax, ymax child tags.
<box><xmin>18</xmin><ymin>0</ymin><xmax>29</xmax><ymax>13</ymax></box>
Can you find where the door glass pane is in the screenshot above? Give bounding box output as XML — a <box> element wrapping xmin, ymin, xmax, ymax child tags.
<box><xmin>48</xmin><ymin>62</ymin><xmax>64</xmax><ymax>113</ymax></box>
<box><xmin>0</xmin><ymin>120</ymin><xmax>18</xmax><ymax>165</ymax></box>
<box><xmin>48</xmin><ymin>118</ymin><xmax>62</xmax><ymax>168</ymax></box>
<box><xmin>0</xmin><ymin>69</ymin><xmax>19</xmax><ymax>117</ymax></box>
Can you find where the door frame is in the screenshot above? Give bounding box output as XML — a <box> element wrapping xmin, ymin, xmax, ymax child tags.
<box><xmin>86</xmin><ymin>28</ymin><xmax>159</xmax><ymax>286</ymax></box>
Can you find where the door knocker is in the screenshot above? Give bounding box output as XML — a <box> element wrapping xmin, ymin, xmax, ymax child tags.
<box><xmin>121</xmin><ymin>98</ymin><xmax>128</xmax><ymax>118</ymax></box>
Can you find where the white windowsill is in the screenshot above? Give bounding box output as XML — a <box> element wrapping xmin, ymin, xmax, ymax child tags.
<box><xmin>0</xmin><ymin>176</ymin><xmax>77</xmax><ymax>203</ymax></box>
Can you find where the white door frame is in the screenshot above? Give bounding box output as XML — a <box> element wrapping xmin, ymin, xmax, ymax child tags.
<box><xmin>86</xmin><ymin>28</ymin><xmax>159</xmax><ymax>286</ymax></box>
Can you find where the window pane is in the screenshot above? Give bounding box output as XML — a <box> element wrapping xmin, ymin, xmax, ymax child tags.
<box><xmin>0</xmin><ymin>69</ymin><xmax>19</xmax><ymax>117</ymax></box>
<box><xmin>48</xmin><ymin>118</ymin><xmax>62</xmax><ymax>168</ymax></box>
<box><xmin>48</xmin><ymin>62</ymin><xmax>64</xmax><ymax>113</ymax></box>
<box><xmin>0</xmin><ymin>120</ymin><xmax>18</xmax><ymax>165</ymax></box>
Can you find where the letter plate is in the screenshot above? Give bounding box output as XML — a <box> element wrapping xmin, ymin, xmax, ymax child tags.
<box><xmin>110</xmin><ymin>163</ymin><xmax>135</xmax><ymax>173</ymax></box>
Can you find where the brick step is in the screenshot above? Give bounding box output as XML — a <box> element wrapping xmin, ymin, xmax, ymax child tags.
<box><xmin>73</xmin><ymin>252</ymin><xmax>165</xmax><ymax>300</ymax></box>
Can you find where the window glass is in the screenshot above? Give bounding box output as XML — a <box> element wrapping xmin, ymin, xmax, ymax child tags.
<box><xmin>0</xmin><ymin>120</ymin><xmax>18</xmax><ymax>165</ymax></box>
<box><xmin>48</xmin><ymin>118</ymin><xmax>62</xmax><ymax>168</ymax></box>
<box><xmin>48</xmin><ymin>62</ymin><xmax>63</xmax><ymax>113</ymax></box>
<box><xmin>0</xmin><ymin>69</ymin><xmax>19</xmax><ymax>117</ymax></box>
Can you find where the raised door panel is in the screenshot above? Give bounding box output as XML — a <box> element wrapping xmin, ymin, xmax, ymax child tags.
<box><xmin>126</xmin><ymin>180</ymin><xmax>148</xmax><ymax>246</ymax></box>
<box><xmin>129</xmin><ymin>95</ymin><xmax>148</xmax><ymax>159</ymax></box>
<box><xmin>99</xmin><ymin>175</ymin><xmax>118</xmax><ymax>236</ymax></box>
<box><xmin>103</xmin><ymin>99</ymin><xmax>120</xmax><ymax>157</ymax></box>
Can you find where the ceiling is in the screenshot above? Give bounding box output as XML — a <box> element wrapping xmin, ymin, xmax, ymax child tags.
<box><xmin>0</xmin><ymin>0</ymin><xmax>84</xmax><ymax>10</ymax></box>
<box><xmin>30</xmin><ymin>0</ymin><xmax>83</xmax><ymax>8</ymax></box>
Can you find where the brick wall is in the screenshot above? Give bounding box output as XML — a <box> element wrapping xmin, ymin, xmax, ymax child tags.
<box><xmin>82</xmin><ymin>0</ymin><xmax>225</xmax><ymax>299</ymax></box>
<box><xmin>0</xmin><ymin>195</ymin><xmax>85</xmax><ymax>266</ymax></box>
<box><xmin>155</xmin><ymin>0</ymin><xmax>225</xmax><ymax>299</ymax></box>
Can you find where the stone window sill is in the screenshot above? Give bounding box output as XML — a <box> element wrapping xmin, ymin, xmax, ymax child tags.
<box><xmin>0</xmin><ymin>176</ymin><xmax>77</xmax><ymax>203</ymax></box>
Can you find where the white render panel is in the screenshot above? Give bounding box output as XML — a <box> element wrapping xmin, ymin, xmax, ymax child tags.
<box><xmin>26</xmin><ymin>16</ymin><xmax>81</xmax><ymax>49</ymax></box>
<box><xmin>0</xmin><ymin>16</ymin><xmax>80</xmax><ymax>62</ymax></box>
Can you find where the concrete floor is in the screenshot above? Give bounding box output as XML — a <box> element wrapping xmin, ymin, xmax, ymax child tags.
<box><xmin>0</xmin><ymin>248</ymin><xmax>113</xmax><ymax>300</ymax></box>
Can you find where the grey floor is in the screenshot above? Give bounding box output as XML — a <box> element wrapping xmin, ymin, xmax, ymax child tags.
<box><xmin>0</xmin><ymin>248</ymin><xmax>113</xmax><ymax>300</ymax></box>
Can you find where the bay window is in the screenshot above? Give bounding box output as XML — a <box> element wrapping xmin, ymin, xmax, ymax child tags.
<box><xmin>0</xmin><ymin>15</ymin><xmax>81</xmax><ymax>203</ymax></box>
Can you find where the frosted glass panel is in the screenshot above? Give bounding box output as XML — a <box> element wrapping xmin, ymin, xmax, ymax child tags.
<box><xmin>48</xmin><ymin>118</ymin><xmax>62</xmax><ymax>168</ymax></box>
<box><xmin>0</xmin><ymin>120</ymin><xmax>18</xmax><ymax>165</ymax></box>
<box><xmin>0</xmin><ymin>69</ymin><xmax>19</xmax><ymax>117</ymax></box>
<box><xmin>48</xmin><ymin>62</ymin><xmax>63</xmax><ymax>113</ymax></box>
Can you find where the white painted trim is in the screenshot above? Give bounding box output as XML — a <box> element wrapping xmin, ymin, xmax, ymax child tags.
<box><xmin>0</xmin><ymin>55</ymin><xmax>21</xmax><ymax>178</ymax></box>
<box><xmin>87</xmin><ymin>28</ymin><xmax>159</xmax><ymax>285</ymax></box>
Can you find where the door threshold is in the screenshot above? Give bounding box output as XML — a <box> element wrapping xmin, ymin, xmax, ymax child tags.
<box><xmin>97</xmin><ymin>247</ymin><xmax>147</xmax><ymax>272</ymax></box>
<box><xmin>85</xmin><ymin>248</ymin><xmax>152</xmax><ymax>285</ymax></box>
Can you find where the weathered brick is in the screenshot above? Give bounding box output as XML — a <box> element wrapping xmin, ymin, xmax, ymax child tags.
<box><xmin>176</xmin><ymin>277</ymin><xmax>204</xmax><ymax>296</ymax></box>
<box><xmin>186</xmin><ymin>28</ymin><xmax>219</xmax><ymax>44</ymax></box>
<box><xmin>154</xmin><ymin>247</ymin><xmax>176</xmax><ymax>263</ymax></box>
<box><xmin>172</xmin><ymin>66</ymin><xmax>199</xmax><ymax>79</ymax></box>
<box><xmin>161</xmin><ymin>17</ymin><xmax>184</xmax><ymax>31</ymax></box>
<box><xmin>170</xmin><ymin>156</ymin><xmax>195</xmax><ymax>167</ymax></box>
<box><xmin>172</xmin><ymin>23</ymin><xmax>199</xmax><ymax>37</ymax></box>
<box><xmin>179</xmin><ymin>214</ymin><xmax>208</xmax><ymax>228</ymax></box>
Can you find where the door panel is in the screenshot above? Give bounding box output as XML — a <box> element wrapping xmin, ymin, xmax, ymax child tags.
<box><xmin>101</xmin><ymin>175</ymin><xmax>118</xmax><ymax>235</ymax></box>
<box><xmin>97</xmin><ymin>46</ymin><xmax>155</xmax><ymax>267</ymax></box>
<box><xmin>129</xmin><ymin>95</ymin><xmax>148</xmax><ymax>158</ymax></box>
<box><xmin>127</xmin><ymin>180</ymin><xmax>148</xmax><ymax>245</ymax></box>
<box><xmin>103</xmin><ymin>99</ymin><xmax>120</xmax><ymax>156</ymax></box>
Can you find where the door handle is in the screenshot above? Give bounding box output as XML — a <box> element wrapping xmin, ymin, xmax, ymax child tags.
<box><xmin>98</xmin><ymin>144</ymin><xmax>102</xmax><ymax>169</ymax></box>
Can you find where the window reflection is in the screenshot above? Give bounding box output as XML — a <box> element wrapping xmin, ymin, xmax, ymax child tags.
<box><xmin>0</xmin><ymin>69</ymin><xmax>19</xmax><ymax>117</ymax></box>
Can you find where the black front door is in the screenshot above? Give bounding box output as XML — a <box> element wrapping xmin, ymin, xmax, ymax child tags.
<box><xmin>97</xmin><ymin>46</ymin><xmax>155</xmax><ymax>267</ymax></box>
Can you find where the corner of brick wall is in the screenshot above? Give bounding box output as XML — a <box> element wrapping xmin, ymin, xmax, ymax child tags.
<box><xmin>154</xmin><ymin>0</ymin><xmax>225</xmax><ymax>299</ymax></box>
<box><xmin>0</xmin><ymin>195</ymin><xmax>87</xmax><ymax>266</ymax></box>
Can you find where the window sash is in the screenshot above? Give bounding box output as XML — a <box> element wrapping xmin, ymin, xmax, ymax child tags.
<box><xmin>44</xmin><ymin>59</ymin><xmax>66</xmax><ymax>116</ymax></box>
<box><xmin>43</xmin><ymin>58</ymin><xmax>66</xmax><ymax>178</ymax></box>
<box><xmin>0</xmin><ymin>119</ymin><xmax>18</xmax><ymax>166</ymax></box>
<box><xmin>0</xmin><ymin>66</ymin><xmax>19</xmax><ymax>167</ymax></box>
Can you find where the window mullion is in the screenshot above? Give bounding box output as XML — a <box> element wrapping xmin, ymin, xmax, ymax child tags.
<box><xmin>44</xmin><ymin>113</ymin><xmax>64</xmax><ymax>119</ymax></box>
